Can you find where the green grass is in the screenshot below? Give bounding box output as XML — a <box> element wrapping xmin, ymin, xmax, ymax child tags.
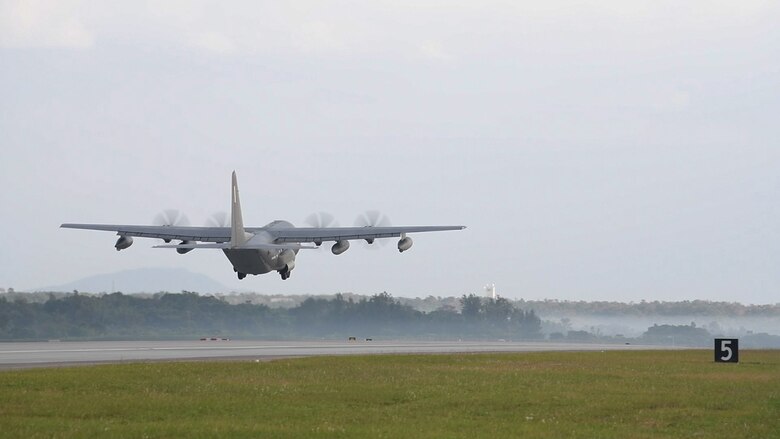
<box><xmin>1</xmin><ymin>350</ymin><xmax>778</xmax><ymax>438</ymax></box>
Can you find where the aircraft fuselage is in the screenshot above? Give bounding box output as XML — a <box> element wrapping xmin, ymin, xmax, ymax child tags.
<box><xmin>223</xmin><ymin>220</ymin><xmax>298</xmax><ymax>277</ymax></box>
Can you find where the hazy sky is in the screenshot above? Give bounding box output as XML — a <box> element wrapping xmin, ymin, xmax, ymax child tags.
<box><xmin>1</xmin><ymin>1</ymin><xmax>778</xmax><ymax>303</ymax></box>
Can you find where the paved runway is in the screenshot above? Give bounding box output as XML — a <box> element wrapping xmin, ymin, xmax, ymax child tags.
<box><xmin>0</xmin><ymin>340</ymin><xmax>673</xmax><ymax>369</ymax></box>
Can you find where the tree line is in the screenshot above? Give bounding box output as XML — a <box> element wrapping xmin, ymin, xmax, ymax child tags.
<box><xmin>0</xmin><ymin>292</ymin><xmax>542</xmax><ymax>341</ymax></box>
<box><xmin>4</xmin><ymin>291</ymin><xmax>779</xmax><ymax>347</ymax></box>
<box><xmin>5</xmin><ymin>291</ymin><xmax>779</xmax><ymax>317</ymax></box>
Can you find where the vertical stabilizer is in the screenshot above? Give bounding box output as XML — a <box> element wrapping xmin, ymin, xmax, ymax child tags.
<box><xmin>231</xmin><ymin>171</ymin><xmax>249</xmax><ymax>246</ymax></box>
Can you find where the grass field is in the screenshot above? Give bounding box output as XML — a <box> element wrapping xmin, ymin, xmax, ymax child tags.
<box><xmin>0</xmin><ymin>350</ymin><xmax>778</xmax><ymax>438</ymax></box>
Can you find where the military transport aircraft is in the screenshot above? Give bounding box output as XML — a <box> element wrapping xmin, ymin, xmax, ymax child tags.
<box><xmin>61</xmin><ymin>172</ymin><xmax>466</xmax><ymax>280</ymax></box>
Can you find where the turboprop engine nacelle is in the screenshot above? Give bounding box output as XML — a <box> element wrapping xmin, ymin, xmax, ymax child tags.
<box><xmin>331</xmin><ymin>240</ymin><xmax>350</xmax><ymax>255</ymax></box>
<box><xmin>398</xmin><ymin>236</ymin><xmax>413</xmax><ymax>253</ymax></box>
<box><xmin>177</xmin><ymin>241</ymin><xmax>194</xmax><ymax>254</ymax></box>
<box><xmin>115</xmin><ymin>236</ymin><xmax>133</xmax><ymax>251</ymax></box>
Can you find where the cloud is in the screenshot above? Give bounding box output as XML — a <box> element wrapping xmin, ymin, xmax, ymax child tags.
<box><xmin>0</xmin><ymin>0</ymin><xmax>94</xmax><ymax>49</ymax></box>
<box><xmin>189</xmin><ymin>31</ymin><xmax>236</xmax><ymax>54</ymax></box>
<box><xmin>647</xmin><ymin>88</ymin><xmax>692</xmax><ymax>112</ymax></box>
<box><xmin>1</xmin><ymin>0</ymin><xmax>776</xmax><ymax>57</ymax></box>
<box><xmin>419</xmin><ymin>40</ymin><xmax>452</xmax><ymax>61</ymax></box>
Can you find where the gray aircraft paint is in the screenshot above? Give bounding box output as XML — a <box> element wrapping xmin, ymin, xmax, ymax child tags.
<box><xmin>62</xmin><ymin>173</ymin><xmax>465</xmax><ymax>280</ymax></box>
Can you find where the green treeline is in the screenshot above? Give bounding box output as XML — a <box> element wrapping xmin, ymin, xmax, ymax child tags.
<box><xmin>0</xmin><ymin>292</ymin><xmax>542</xmax><ymax>341</ymax></box>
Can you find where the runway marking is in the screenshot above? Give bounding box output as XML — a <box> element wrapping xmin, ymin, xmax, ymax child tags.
<box><xmin>0</xmin><ymin>343</ymin><xmax>528</xmax><ymax>355</ymax></box>
<box><xmin>0</xmin><ymin>341</ymin><xmax>677</xmax><ymax>370</ymax></box>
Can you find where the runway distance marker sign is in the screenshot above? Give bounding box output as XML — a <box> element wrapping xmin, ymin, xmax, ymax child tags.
<box><xmin>714</xmin><ymin>338</ymin><xmax>738</xmax><ymax>363</ymax></box>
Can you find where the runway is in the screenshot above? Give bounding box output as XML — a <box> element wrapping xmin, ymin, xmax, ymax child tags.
<box><xmin>0</xmin><ymin>340</ymin><xmax>673</xmax><ymax>369</ymax></box>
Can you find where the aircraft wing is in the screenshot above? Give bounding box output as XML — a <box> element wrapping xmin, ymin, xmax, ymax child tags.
<box><xmin>60</xmin><ymin>223</ymin><xmax>466</xmax><ymax>245</ymax></box>
<box><xmin>60</xmin><ymin>224</ymin><xmax>231</xmax><ymax>242</ymax></box>
<box><xmin>266</xmin><ymin>225</ymin><xmax>466</xmax><ymax>244</ymax></box>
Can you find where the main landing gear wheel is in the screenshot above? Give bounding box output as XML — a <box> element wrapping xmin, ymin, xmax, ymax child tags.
<box><xmin>237</xmin><ymin>272</ymin><xmax>246</xmax><ymax>280</ymax></box>
<box><xmin>279</xmin><ymin>270</ymin><xmax>290</xmax><ymax>280</ymax></box>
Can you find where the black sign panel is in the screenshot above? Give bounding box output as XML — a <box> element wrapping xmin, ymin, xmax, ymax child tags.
<box><xmin>714</xmin><ymin>338</ymin><xmax>739</xmax><ymax>363</ymax></box>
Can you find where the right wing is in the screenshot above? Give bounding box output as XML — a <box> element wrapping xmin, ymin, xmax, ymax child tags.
<box><xmin>266</xmin><ymin>225</ymin><xmax>466</xmax><ymax>244</ymax></box>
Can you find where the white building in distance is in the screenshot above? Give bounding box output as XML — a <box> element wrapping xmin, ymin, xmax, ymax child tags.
<box><xmin>484</xmin><ymin>283</ymin><xmax>496</xmax><ymax>300</ymax></box>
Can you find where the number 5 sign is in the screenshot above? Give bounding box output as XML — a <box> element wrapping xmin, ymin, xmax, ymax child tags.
<box><xmin>714</xmin><ymin>338</ymin><xmax>739</xmax><ymax>363</ymax></box>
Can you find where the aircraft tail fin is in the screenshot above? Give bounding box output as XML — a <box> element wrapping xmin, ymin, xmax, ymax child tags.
<box><xmin>231</xmin><ymin>171</ymin><xmax>249</xmax><ymax>246</ymax></box>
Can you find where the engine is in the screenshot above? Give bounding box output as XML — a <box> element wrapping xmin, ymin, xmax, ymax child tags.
<box><xmin>331</xmin><ymin>240</ymin><xmax>350</xmax><ymax>255</ymax></box>
<box><xmin>177</xmin><ymin>240</ymin><xmax>194</xmax><ymax>254</ymax></box>
<box><xmin>115</xmin><ymin>236</ymin><xmax>133</xmax><ymax>251</ymax></box>
<box><xmin>398</xmin><ymin>236</ymin><xmax>413</xmax><ymax>253</ymax></box>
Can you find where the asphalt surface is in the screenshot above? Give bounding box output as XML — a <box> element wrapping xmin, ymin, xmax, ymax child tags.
<box><xmin>0</xmin><ymin>340</ymin><xmax>673</xmax><ymax>369</ymax></box>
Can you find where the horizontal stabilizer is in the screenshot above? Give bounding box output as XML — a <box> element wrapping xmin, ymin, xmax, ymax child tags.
<box><xmin>153</xmin><ymin>243</ymin><xmax>318</xmax><ymax>250</ymax></box>
<box><xmin>153</xmin><ymin>243</ymin><xmax>231</xmax><ymax>249</ymax></box>
<box><xmin>241</xmin><ymin>244</ymin><xmax>319</xmax><ymax>250</ymax></box>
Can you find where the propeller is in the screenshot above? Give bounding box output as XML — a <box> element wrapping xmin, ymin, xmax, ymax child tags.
<box><xmin>206</xmin><ymin>211</ymin><xmax>229</xmax><ymax>228</ymax></box>
<box><xmin>354</xmin><ymin>210</ymin><xmax>391</xmax><ymax>247</ymax></box>
<box><xmin>305</xmin><ymin>212</ymin><xmax>339</xmax><ymax>228</ymax></box>
<box><xmin>153</xmin><ymin>209</ymin><xmax>190</xmax><ymax>227</ymax></box>
<box><xmin>305</xmin><ymin>212</ymin><xmax>339</xmax><ymax>247</ymax></box>
<box><xmin>152</xmin><ymin>209</ymin><xmax>190</xmax><ymax>243</ymax></box>
<box><xmin>354</xmin><ymin>210</ymin><xmax>391</xmax><ymax>228</ymax></box>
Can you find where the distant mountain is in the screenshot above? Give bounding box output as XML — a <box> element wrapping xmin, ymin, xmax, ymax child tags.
<box><xmin>37</xmin><ymin>267</ymin><xmax>230</xmax><ymax>294</ymax></box>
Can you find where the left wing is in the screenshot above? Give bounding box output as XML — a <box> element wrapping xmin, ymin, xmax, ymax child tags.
<box><xmin>60</xmin><ymin>224</ymin><xmax>230</xmax><ymax>243</ymax></box>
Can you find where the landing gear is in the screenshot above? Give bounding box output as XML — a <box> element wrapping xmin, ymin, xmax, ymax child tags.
<box><xmin>237</xmin><ymin>272</ymin><xmax>246</xmax><ymax>280</ymax></box>
<box><xmin>279</xmin><ymin>269</ymin><xmax>291</xmax><ymax>280</ymax></box>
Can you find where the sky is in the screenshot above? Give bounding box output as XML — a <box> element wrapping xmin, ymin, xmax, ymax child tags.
<box><xmin>1</xmin><ymin>0</ymin><xmax>778</xmax><ymax>303</ymax></box>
